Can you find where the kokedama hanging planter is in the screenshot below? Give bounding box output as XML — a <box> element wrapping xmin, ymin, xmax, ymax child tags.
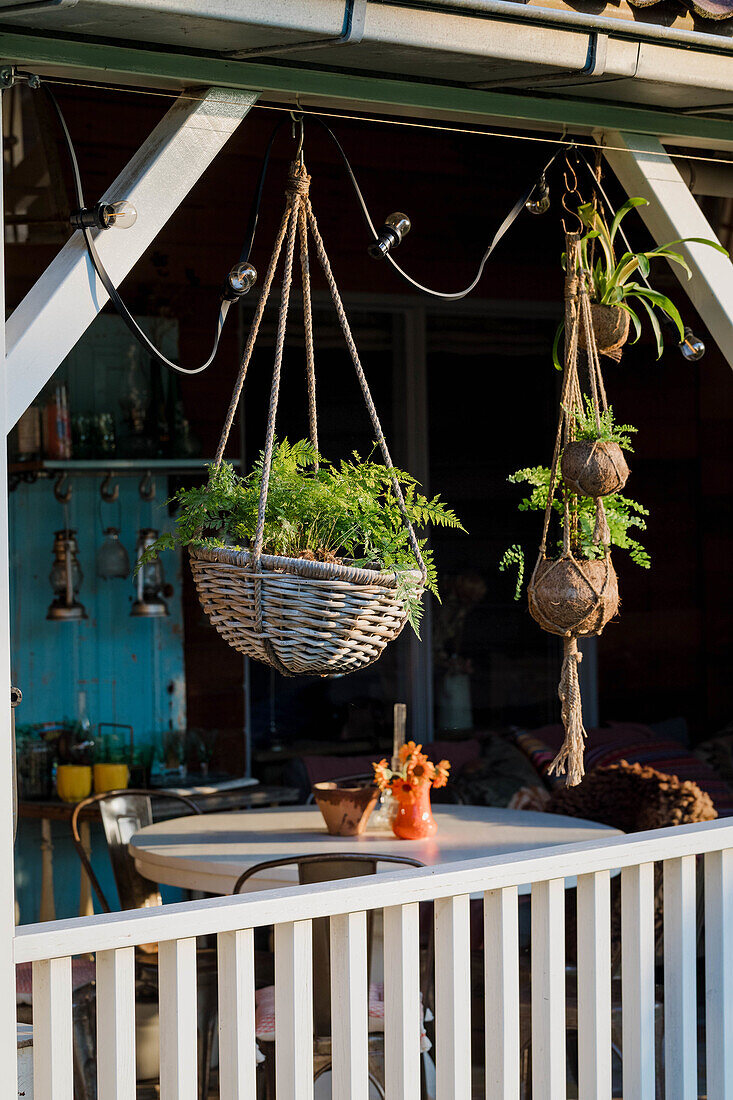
<box><xmin>560</xmin><ymin>439</ymin><xmax>630</xmax><ymax>498</ymax></box>
<box><xmin>526</xmin><ymin>234</ymin><xmax>628</xmax><ymax>786</ymax></box>
<box><xmin>189</xmin><ymin>161</ymin><xmax>428</xmax><ymax>678</ymax></box>
<box><xmin>579</xmin><ymin>304</ymin><xmax>630</xmax><ymax>358</ymax></box>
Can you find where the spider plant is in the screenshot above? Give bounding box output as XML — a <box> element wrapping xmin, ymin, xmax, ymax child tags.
<box><xmin>553</xmin><ymin>197</ymin><xmax>727</xmax><ymax>364</ymax></box>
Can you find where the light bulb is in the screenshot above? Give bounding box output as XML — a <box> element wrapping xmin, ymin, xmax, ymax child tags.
<box><xmin>680</xmin><ymin>326</ymin><xmax>705</xmax><ymax>362</ymax></box>
<box><xmin>526</xmin><ymin>174</ymin><xmax>550</xmax><ymax>215</ymax></box>
<box><xmin>101</xmin><ymin>201</ymin><xmax>137</xmax><ymax>229</ymax></box>
<box><xmin>368</xmin><ymin>212</ymin><xmax>411</xmax><ymax>258</ymax></box>
<box><xmin>70</xmin><ymin>200</ymin><xmax>137</xmax><ymax>231</ymax></box>
<box><xmin>224</xmin><ymin>261</ymin><xmax>258</xmax><ymax>300</ymax></box>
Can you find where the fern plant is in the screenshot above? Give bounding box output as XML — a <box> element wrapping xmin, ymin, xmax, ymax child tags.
<box><xmin>499</xmin><ymin>464</ymin><xmax>649</xmax><ymax>601</ymax></box>
<box><xmin>553</xmin><ymin>197</ymin><xmax>727</xmax><ymax>364</ymax></box>
<box><xmin>570</xmin><ymin>398</ymin><xmax>637</xmax><ymax>451</ymax></box>
<box><xmin>142</xmin><ymin>438</ymin><xmax>464</xmax><ymax>636</ymax></box>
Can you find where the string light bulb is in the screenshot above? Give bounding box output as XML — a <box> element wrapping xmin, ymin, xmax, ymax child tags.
<box><xmin>680</xmin><ymin>326</ymin><xmax>705</xmax><ymax>362</ymax></box>
<box><xmin>223</xmin><ymin>261</ymin><xmax>258</xmax><ymax>301</ymax></box>
<box><xmin>525</xmin><ymin>173</ymin><xmax>550</xmax><ymax>215</ymax></box>
<box><xmin>368</xmin><ymin>212</ymin><xmax>411</xmax><ymax>258</ymax></box>
<box><xmin>70</xmin><ymin>200</ymin><xmax>137</xmax><ymax>231</ymax></box>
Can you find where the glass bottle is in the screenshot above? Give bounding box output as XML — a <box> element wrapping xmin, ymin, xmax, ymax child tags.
<box><xmin>43</xmin><ymin>383</ymin><xmax>72</xmax><ymax>460</ymax></box>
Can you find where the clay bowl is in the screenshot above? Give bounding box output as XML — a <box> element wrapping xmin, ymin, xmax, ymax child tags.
<box><xmin>312</xmin><ymin>780</ymin><xmax>380</xmax><ymax>836</ymax></box>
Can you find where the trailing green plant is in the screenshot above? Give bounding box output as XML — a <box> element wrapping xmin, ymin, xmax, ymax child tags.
<box><xmin>553</xmin><ymin>197</ymin><xmax>727</xmax><ymax>364</ymax></box>
<box><xmin>569</xmin><ymin>397</ymin><xmax>637</xmax><ymax>451</ymax></box>
<box><xmin>498</xmin><ymin>464</ymin><xmax>649</xmax><ymax>600</ymax></box>
<box><xmin>142</xmin><ymin>438</ymin><xmax>465</xmax><ymax>636</ymax></box>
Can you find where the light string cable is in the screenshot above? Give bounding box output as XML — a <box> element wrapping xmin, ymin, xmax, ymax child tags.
<box><xmin>310</xmin><ymin>115</ymin><xmax>567</xmax><ymax>299</ymax></box>
<box><xmin>40</xmin><ymin>81</ymin><xmax>247</xmax><ymax>376</ymax></box>
<box><xmin>239</xmin><ymin>112</ymin><xmax>570</xmax><ymax>298</ymax></box>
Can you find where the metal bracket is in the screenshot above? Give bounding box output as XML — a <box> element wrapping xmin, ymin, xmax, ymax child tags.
<box><xmin>226</xmin><ymin>0</ymin><xmax>366</xmax><ymax>59</ymax></box>
<box><xmin>100</xmin><ymin>473</ymin><xmax>120</xmax><ymax>503</ymax></box>
<box><xmin>0</xmin><ymin>66</ymin><xmax>40</xmax><ymax>90</ymax></box>
<box><xmin>138</xmin><ymin>471</ymin><xmax>156</xmax><ymax>501</ymax></box>
<box><xmin>53</xmin><ymin>472</ymin><xmax>72</xmax><ymax>504</ymax></box>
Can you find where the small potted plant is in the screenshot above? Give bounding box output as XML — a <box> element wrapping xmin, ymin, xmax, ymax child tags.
<box><xmin>499</xmin><ymin>456</ymin><xmax>649</xmax><ymax>633</ymax></box>
<box><xmin>560</xmin><ymin>399</ymin><xmax>635</xmax><ymax>498</ymax></box>
<box><xmin>142</xmin><ymin>439</ymin><xmax>464</xmax><ymax>675</ymax></box>
<box><xmin>373</xmin><ymin>742</ymin><xmax>450</xmax><ymax>840</ymax></box>
<box><xmin>554</xmin><ymin>197</ymin><xmax>726</xmax><ymax>360</ymax></box>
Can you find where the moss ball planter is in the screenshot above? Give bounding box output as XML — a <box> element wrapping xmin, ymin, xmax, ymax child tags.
<box><xmin>579</xmin><ymin>304</ymin><xmax>630</xmax><ymax>356</ymax></box>
<box><xmin>528</xmin><ymin>555</ymin><xmax>619</xmax><ymax>638</ymax></box>
<box><xmin>561</xmin><ymin>439</ymin><xmax>630</xmax><ymax>498</ymax></box>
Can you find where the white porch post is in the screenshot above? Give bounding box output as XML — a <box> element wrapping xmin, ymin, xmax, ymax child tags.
<box><xmin>599</xmin><ymin>130</ymin><xmax>733</xmax><ymax>372</ymax></box>
<box><xmin>0</xmin><ymin>87</ymin><xmax>19</xmax><ymax>1097</ymax></box>
<box><xmin>6</xmin><ymin>85</ymin><xmax>259</xmax><ymax>427</ymax></box>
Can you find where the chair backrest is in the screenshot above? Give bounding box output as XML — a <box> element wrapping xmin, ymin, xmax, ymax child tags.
<box><xmin>233</xmin><ymin>852</ymin><xmax>424</xmax><ymax>1036</ymax></box>
<box><xmin>71</xmin><ymin>788</ymin><xmax>201</xmax><ymax>913</ymax></box>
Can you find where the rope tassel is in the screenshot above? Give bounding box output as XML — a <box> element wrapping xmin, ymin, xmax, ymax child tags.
<box><xmin>548</xmin><ymin>636</ymin><xmax>586</xmax><ymax>787</ymax></box>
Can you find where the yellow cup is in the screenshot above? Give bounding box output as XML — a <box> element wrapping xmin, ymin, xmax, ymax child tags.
<box><xmin>56</xmin><ymin>764</ymin><xmax>92</xmax><ymax>803</ymax></box>
<box><xmin>93</xmin><ymin>763</ymin><xmax>130</xmax><ymax>794</ymax></box>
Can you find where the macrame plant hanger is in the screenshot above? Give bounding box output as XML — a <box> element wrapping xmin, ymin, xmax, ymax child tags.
<box><xmin>191</xmin><ymin>160</ymin><xmax>427</xmax><ymax>677</ymax></box>
<box><xmin>527</xmin><ymin>231</ymin><xmax>621</xmax><ymax>785</ymax></box>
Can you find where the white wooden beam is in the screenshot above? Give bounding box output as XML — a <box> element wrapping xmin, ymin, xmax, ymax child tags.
<box><xmin>0</xmin><ymin>88</ymin><xmax>18</xmax><ymax>1100</ymax></box>
<box><xmin>598</xmin><ymin>130</ymin><xmax>733</xmax><ymax>372</ymax></box>
<box><xmin>5</xmin><ymin>85</ymin><xmax>258</xmax><ymax>429</ymax></box>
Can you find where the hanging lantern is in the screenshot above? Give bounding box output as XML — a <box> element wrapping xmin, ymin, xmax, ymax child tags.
<box><xmin>47</xmin><ymin>530</ymin><xmax>88</xmax><ymax>622</ymax></box>
<box><xmin>131</xmin><ymin>528</ymin><xmax>170</xmax><ymax>618</ymax></box>
<box><xmin>96</xmin><ymin>527</ymin><xmax>130</xmax><ymax>580</ymax></box>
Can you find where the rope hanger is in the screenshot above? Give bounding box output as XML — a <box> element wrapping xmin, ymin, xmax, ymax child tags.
<box><xmin>212</xmin><ymin>158</ymin><xmax>428</xmax><ymax>672</ymax></box>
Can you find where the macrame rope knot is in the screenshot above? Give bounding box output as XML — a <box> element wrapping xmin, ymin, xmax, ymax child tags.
<box><xmin>548</xmin><ymin>635</ymin><xmax>586</xmax><ymax>786</ymax></box>
<box><xmin>286</xmin><ymin>162</ymin><xmax>311</xmax><ymax>199</ymax></box>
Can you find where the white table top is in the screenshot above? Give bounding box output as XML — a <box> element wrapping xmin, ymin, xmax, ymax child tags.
<box><xmin>130</xmin><ymin>805</ymin><xmax>621</xmax><ymax>895</ymax></box>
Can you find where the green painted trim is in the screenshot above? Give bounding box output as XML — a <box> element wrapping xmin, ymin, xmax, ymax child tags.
<box><xmin>0</xmin><ymin>28</ymin><xmax>732</xmax><ymax>144</ymax></box>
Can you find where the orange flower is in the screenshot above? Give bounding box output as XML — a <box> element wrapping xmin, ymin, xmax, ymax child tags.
<box><xmin>406</xmin><ymin>754</ymin><xmax>435</xmax><ymax>785</ymax></box>
<box><xmin>432</xmin><ymin>759</ymin><xmax>451</xmax><ymax>789</ymax></box>
<box><xmin>399</xmin><ymin>740</ymin><xmax>421</xmax><ymax>764</ymax></box>
<box><xmin>372</xmin><ymin>759</ymin><xmax>392</xmax><ymax>791</ymax></box>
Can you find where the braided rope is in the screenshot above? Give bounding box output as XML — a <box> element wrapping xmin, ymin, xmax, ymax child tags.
<box><xmin>298</xmin><ymin>201</ymin><xmax>319</xmax><ymax>463</ymax></box>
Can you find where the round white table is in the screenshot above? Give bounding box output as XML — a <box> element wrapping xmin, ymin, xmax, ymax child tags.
<box><xmin>130</xmin><ymin>805</ymin><xmax>621</xmax><ymax>895</ymax></box>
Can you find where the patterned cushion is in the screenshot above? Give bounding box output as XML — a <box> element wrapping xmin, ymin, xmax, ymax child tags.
<box><xmin>514</xmin><ymin>722</ymin><xmax>733</xmax><ymax>817</ymax></box>
<box><xmin>254</xmin><ymin>982</ymin><xmax>432</xmax><ymax>1052</ymax></box>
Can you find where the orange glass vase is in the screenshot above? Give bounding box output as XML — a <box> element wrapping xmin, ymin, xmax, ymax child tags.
<box><xmin>391</xmin><ymin>781</ymin><xmax>437</xmax><ymax>840</ymax></box>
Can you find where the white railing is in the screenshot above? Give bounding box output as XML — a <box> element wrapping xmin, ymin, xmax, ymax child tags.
<box><xmin>14</xmin><ymin>817</ymin><xmax>733</xmax><ymax>1100</ymax></box>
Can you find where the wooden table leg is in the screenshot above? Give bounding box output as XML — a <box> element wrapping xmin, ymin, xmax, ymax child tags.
<box><xmin>78</xmin><ymin>820</ymin><xmax>94</xmax><ymax>917</ymax></box>
<box><xmin>39</xmin><ymin>817</ymin><xmax>56</xmax><ymax>923</ymax></box>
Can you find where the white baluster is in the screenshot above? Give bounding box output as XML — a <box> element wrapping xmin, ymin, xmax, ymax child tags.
<box><xmin>664</xmin><ymin>856</ymin><xmax>697</xmax><ymax>1099</ymax></box>
<box><xmin>621</xmin><ymin>863</ymin><xmax>655</xmax><ymax>1098</ymax></box>
<box><xmin>531</xmin><ymin>878</ymin><xmax>566</xmax><ymax>1100</ymax></box>
<box><xmin>383</xmin><ymin>903</ymin><xmax>421</xmax><ymax>1100</ymax></box>
<box><xmin>275</xmin><ymin>919</ymin><xmax>313</xmax><ymax>1100</ymax></box>
<box><xmin>705</xmin><ymin>848</ymin><xmax>733</xmax><ymax>1099</ymax></box>
<box><xmin>218</xmin><ymin>928</ymin><xmax>257</xmax><ymax>1100</ymax></box>
<box><xmin>32</xmin><ymin>957</ymin><xmax>73</xmax><ymax>1100</ymax></box>
<box><xmin>159</xmin><ymin>938</ymin><xmax>198</xmax><ymax>1100</ymax></box>
<box><xmin>96</xmin><ymin>947</ymin><xmax>136</xmax><ymax>1100</ymax></box>
<box><xmin>435</xmin><ymin>894</ymin><xmax>471</xmax><ymax>1100</ymax></box>
<box><xmin>484</xmin><ymin>886</ymin><xmax>519</xmax><ymax>1100</ymax></box>
<box><xmin>330</xmin><ymin>911</ymin><xmax>369</xmax><ymax>1100</ymax></box>
<box><xmin>577</xmin><ymin>870</ymin><xmax>611</xmax><ymax>1100</ymax></box>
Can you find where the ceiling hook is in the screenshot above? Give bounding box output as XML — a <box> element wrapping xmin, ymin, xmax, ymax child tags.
<box><xmin>290</xmin><ymin>110</ymin><xmax>305</xmax><ymax>165</ymax></box>
<box><xmin>100</xmin><ymin>473</ymin><xmax>120</xmax><ymax>503</ymax></box>
<box><xmin>53</xmin><ymin>473</ymin><xmax>72</xmax><ymax>504</ymax></box>
<box><xmin>138</xmin><ymin>471</ymin><xmax>156</xmax><ymax>502</ymax></box>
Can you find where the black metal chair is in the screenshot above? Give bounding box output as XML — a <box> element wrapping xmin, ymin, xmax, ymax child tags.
<box><xmin>67</xmin><ymin>789</ymin><xmax>216</xmax><ymax>1099</ymax></box>
<box><xmin>233</xmin><ymin>853</ymin><xmax>435</xmax><ymax>1099</ymax></box>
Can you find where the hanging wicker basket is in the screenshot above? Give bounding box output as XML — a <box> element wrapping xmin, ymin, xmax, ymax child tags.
<box><xmin>192</xmin><ymin>161</ymin><xmax>428</xmax><ymax>677</ymax></box>
<box><xmin>190</xmin><ymin>546</ymin><xmax>419</xmax><ymax>676</ymax></box>
<box><xmin>579</xmin><ymin>304</ymin><xmax>629</xmax><ymax>357</ymax></box>
<box><xmin>561</xmin><ymin>439</ymin><xmax>629</xmax><ymax>497</ymax></box>
<box><xmin>528</xmin><ymin>554</ymin><xmax>619</xmax><ymax>638</ymax></box>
